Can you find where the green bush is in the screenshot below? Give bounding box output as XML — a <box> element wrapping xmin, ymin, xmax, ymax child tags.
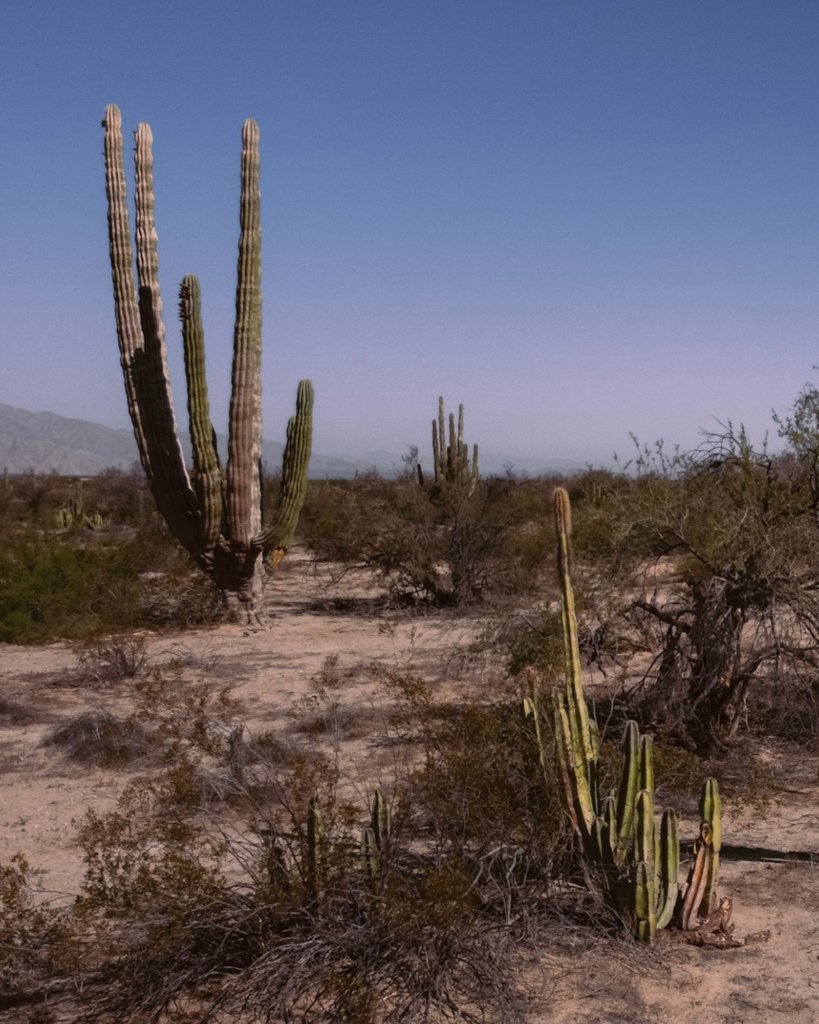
<box><xmin>0</xmin><ymin>528</ymin><xmax>220</xmax><ymax>643</ymax></box>
<box><xmin>302</xmin><ymin>472</ymin><xmax>546</xmax><ymax>607</ymax></box>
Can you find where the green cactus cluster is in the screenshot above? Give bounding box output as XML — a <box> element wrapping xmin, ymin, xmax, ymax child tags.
<box><xmin>544</xmin><ymin>486</ymin><xmax>722</xmax><ymax>941</ymax></box>
<box><xmin>102</xmin><ymin>105</ymin><xmax>313</xmax><ymax>621</ymax></box>
<box><xmin>430</xmin><ymin>397</ymin><xmax>479</xmax><ymax>487</ymax></box>
<box><xmin>257</xmin><ymin>789</ymin><xmax>391</xmax><ymax>903</ymax></box>
<box><xmin>54</xmin><ymin>480</ymin><xmax>105</xmax><ymax>531</ymax></box>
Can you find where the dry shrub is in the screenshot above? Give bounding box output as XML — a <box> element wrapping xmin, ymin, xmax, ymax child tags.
<box><xmin>746</xmin><ymin>671</ymin><xmax>819</xmax><ymax>749</ymax></box>
<box><xmin>0</xmin><ymin>697</ymin><xmax>40</xmax><ymax>726</ymax></box>
<box><xmin>44</xmin><ymin>712</ymin><xmax>154</xmax><ymax>768</ymax></box>
<box><xmin>75</xmin><ymin>634</ymin><xmax>148</xmax><ymax>686</ymax></box>
<box><xmin>13</xmin><ymin>660</ymin><xmax>612</xmax><ymax>1023</ymax></box>
<box><xmin>303</xmin><ymin>474</ymin><xmax>543</xmax><ymax>607</ymax></box>
<box><xmin>0</xmin><ymin>855</ymin><xmax>74</xmax><ymax>1010</ymax></box>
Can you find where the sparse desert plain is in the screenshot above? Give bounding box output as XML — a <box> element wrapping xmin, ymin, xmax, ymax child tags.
<box><xmin>0</xmin><ymin>547</ymin><xmax>816</xmax><ymax>1024</ymax></box>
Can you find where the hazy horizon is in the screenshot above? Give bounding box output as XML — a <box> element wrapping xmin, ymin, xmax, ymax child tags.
<box><xmin>3</xmin><ymin>1</ymin><xmax>819</xmax><ymax>465</ymax></box>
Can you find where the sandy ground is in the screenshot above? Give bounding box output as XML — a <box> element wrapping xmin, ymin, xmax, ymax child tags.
<box><xmin>0</xmin><ymin>549</ymin><xmax>817</xmax><ymax>1023</ymax></box>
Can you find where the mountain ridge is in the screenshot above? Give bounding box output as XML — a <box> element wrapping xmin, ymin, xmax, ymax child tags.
<box><xmin>0</xmin><ymin>402</ymin><xmax>582</xmax><ymax>478</ymax></box>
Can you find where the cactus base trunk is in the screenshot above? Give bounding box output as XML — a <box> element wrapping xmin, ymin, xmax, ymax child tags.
<box><xmin>210</xmin><ymin>545</ymin><xmax>267</xmax><ymax>624</ymax></box>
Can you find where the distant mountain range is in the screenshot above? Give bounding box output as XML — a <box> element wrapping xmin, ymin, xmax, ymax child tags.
<box><xmin>0</xmin><ymin>402</ymin><xmax>582</xmax><ymax>479</ymax></box>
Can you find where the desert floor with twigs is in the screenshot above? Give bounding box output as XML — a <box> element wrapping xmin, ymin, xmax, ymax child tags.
<box><xmin>0</xmin><ymin>549</ymin><xmax>817</xmax><ymax>1024</ymax></box>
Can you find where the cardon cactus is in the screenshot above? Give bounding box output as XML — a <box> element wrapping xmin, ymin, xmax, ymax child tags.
<box><xmin>430</xmin><ymin>397</ymin><xmax>478</xmax><ymax>487</ymax></box>
<box><xmin>549</xmin><ymin>486</ymin><xmax>689</xmax><ymax>941</ymax></box>
<box><xmin>102</xmin><ymin>105</ymin><xmax>313</xmax><ymax>622</ymax></box>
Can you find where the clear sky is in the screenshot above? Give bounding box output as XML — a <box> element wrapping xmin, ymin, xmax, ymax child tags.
<box><xmin>2</xmin><ymin>0</ymin><xmax>819</xmax><ymax>465</ymax></box>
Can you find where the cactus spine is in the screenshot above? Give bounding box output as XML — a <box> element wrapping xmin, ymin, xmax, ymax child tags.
<box><xmin>430</xmin><ymin>397</ymin><xmax>478</xmax><ymax>487</ymax></box>
<box><xmin>102</xmin><ymin>106</ymin><xmax>313</xmax><ymax>622</ymax></box>
<box><xmin>550</xmin><ymin>486</ymin><xmax>683</xmax><ymax>941</ymax></box>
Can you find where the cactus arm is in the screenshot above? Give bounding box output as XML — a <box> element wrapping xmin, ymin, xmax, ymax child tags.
<box><xmin>655</xmin><ymin>809</ymin><xmax>679</xmax><ymax>930</ymax></box>
<box><xmin>361</xmin><ymin>826</ymin><xmax>379</xmax><ymax>883</ymax></box>
<box><xmin>180</xmin><ymin>274</ymin><xmax>224</xmax><ymax>549</ymax></box>
<box><xmin>226</xmin><ymin>118</ymin><xmax>263</xmax><ymax>549</ymax></box>
<box><xmin>261</xmin><ymin>379</ymin><xmax>314</xmax><ymax>568</ymax></box>
<box><xmin>590</xmin><ymin>816</ymin><xmax>607</xmax><ymax>864</ymax></box>
<box><xmin>436</xmin><ymin>397</ymin><xmax>446</xmax><ymax>481</ymax></box>
<box><xmin>679</xmin><ymin>821</ymin><xmax>713</xmax><ymax>929</ymax></box>
<box><xmin>306</xmin><ymin>796</ymin><xmax>324</xmax><ymax>897</ymax></box>
<box><xmin>521</xmin><ymin>695</ymin><xmax>548</xmax><ymax>788</ymax></box>
<box><xmin>103</xmin><ymin>105</ymin><xmax>145</xmax><ymax>443</ymax></box>
<box><xmin>133</xmin><ymin>121</ymin><xmax>200</xmax><ymax>541</ymax></box>
<box><xmin>371</xmin><ymin>787</ymin><xmax>391</xmax><ymax>850</ymax></box>
<box><xmin>554</xmin><ymin>693</ymin><xmax>595</xmax><ymax>842</ymax></box>
<box><xmin>551</xmin><ymin>692</ymin><xmax>580</xmax><ymax>833</ymax></box>
<box><xmin>639</xmin><ymin>734</ymin><xmax>654</xmax><ymax>797</ymax></box>
<box><xmin>553</xmin><ymin>489</ymin><xmax>595</xmax><ymax>770</ymax></box>
<box><xmin>103</xmin><ymin>106</ymin><xmax>200</xmax><ymax>554</ymax></box>
<box><xmin>601</xmin><ymin>794</ymin><xmax>618</xmax><ymax>864</ymax></box>
<box><xmin>634</xmin><ymin>861</ymin><xmax>656</xmax><ymax>943</ymax></box>
<box><xmin>447</xmin><ymin>412</ymin><xmax>456</xmax><ymax>479</ymax></box>
<box><xmin>633</xmin><ymin>790</ymin><xmax>657</xmax><ymax>941</ymax></box>
<box><xmin>614</xmin><ymin>721</ymin><xmax>640</xmax><ymax>866</ymax></box>
<box><xmin>456</xmin><ymin>404</ymin><xmax>465</xmax><ymax>478</ymax></box>
<box><xmin>700</xmin><ymin>778</ymin><xmax>722</xmax><ymax>916</ymax></box>
<box><xmin>634</xmin><ymin>789</ymin><xmax>654</xmax><ymax>867</ymax></box>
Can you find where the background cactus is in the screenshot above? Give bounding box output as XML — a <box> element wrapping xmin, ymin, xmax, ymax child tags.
<box><xmin>430</xmin><ymin>397</ymin><xmax>479</xmax><ymax>486</ymax></box>
<box><xmin>102</xmin><ymin>105</ymin><xmax>313</xmax><ymax>622</ymax></box>
<box><xmin>548</xmin><ymin>486</ymin><xmax>721</xmax><ymax>941</ymax></box>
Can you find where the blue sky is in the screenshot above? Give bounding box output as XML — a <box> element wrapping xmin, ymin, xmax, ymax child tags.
<box><xmin>2</xmin><ymin>1</ymin><xmax>819</xmax><ymax>465</ymax></box>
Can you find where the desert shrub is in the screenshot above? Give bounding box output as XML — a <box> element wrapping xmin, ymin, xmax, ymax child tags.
<box><xmin>136</xmin><ymin>557</ymin><xmax>222</xmax><ymax>627</ymax></box>
<box><xmin>745</xmin><ymin>670</ymin><xmax>819</xmax><ymax>749</ymax></box>
<box><xmin>8</xmin><ymin>656</ymin><xmax>591</xmax><ymax>1022</ymax></box>
<box><xmin>0</xmin><ymin>523</ymin><xmax>221</xmax><ymax>643</ymax></box>
<box><xmin>501</xmin><ymin>606</ymin><xmax>566</xmax><ymax>679</ymax></box>
<box><xmin>82</xmin><ymin>467</ymin><xmax>151</xmax><ymax>527</ymax></box>
<box><xmin>563</xmin><ymin>432</ymin><xmax>819</xmax><ymax>754</ymax></box>
<box><xmin>72</xmin><ymin>783</ymin><xmax>526</xmax><ymax>1024</ymax></box>
<box><xmin>0</xmin><ymin>534</ymin><xmax>144</xmax><ymax>642</ymax></box>
<box><xmin>44</xmin><ymin>712</ymin><xmax>154</xmax><ymax>768</ymax></box>
<box><xmin>0</xmin><ymin>697</ymin><xmax>39</xmax><ymax>726</ymax></box>
<box><xmin>409</xmin><ymin>700</ymin><xmax>566</xmax><ymax>870</ymax></box>
<box><xmin>0</xmin><ymin>854</ymin><xmax>74</xmax><ymax>1008</ymax></box>
<box><xmin>75</xmin><ymin>634</ymin><xmax>148</xmax><ymax>685</ymax></box>
<box><xmin>303</xmin><ymin>472</ymin><xmax>544</xmax><ymax>607</ymax></box>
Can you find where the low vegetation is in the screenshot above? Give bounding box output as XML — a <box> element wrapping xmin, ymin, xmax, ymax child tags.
<box><xmin>0</xmin><ymin>409</ymin><xmax>817</xmax><ymax>1019</ymax></box>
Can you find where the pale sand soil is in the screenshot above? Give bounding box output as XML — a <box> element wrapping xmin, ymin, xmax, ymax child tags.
<box><xmin>0</xmin><ymin>549</ymin><xmax>817</xmax><ymax>1023</ymax></box>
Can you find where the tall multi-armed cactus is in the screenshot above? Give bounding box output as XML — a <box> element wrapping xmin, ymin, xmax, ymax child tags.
<box><xmin>546</xmin><ymin>486</ymin><xmax>721</xmax><ymax>941</ymax></box>
<box><xmin>102</xmin><ymin>105</ymin><xmax>313</xmax><ymax>622</ymax></box>
<box><xmin>430</xmin><ymin>397</ymin><xmax>479</xmax><ymax>487</ymax></box>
